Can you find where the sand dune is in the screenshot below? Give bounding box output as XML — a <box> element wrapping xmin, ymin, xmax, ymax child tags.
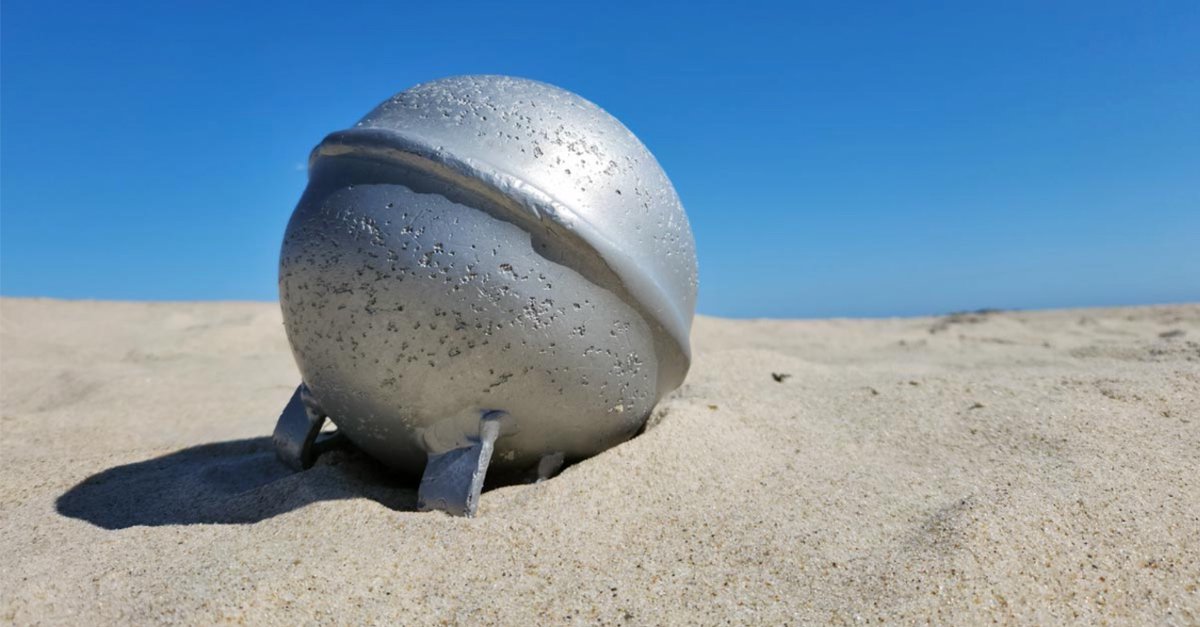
<box><xmin>1</xmin><ymin>298</ymin><xmax>1197</xmax><ymax>624</ymax></box>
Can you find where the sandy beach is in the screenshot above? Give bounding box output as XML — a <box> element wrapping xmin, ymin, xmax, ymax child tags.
<box><xmin>1</xmin><ymin>298</ymin><xmax>1197</xmax><ymax>624</ymax></box>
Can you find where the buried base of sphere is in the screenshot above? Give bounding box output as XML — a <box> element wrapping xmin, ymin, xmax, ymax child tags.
<box><xmin>271</xmin><ymin>384</ymin><xmax>565</xmax><ymax>517</ymax></box>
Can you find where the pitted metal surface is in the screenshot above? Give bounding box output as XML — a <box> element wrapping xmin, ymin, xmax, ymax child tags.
<box><xmin>275</xmin><ymin>76</ymin><xmax>698</xmax><ymax>515</ymax></box>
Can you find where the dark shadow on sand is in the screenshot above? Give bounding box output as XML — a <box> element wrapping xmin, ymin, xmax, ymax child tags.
<box><xmin>56</xmin><ymin>437</ymin><xmax>419</xmax><ymax>529</ymax></box>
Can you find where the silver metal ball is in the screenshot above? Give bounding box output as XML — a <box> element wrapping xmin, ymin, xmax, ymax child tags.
<box><xmin>275</xmin><ymin>75</ymin><xmax>697</xmax><ymax>515</ymax></box>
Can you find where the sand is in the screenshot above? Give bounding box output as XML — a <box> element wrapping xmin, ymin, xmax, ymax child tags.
<box><xmin>1</xmin><ymin>298</ymin><xmax>1197</xmax><ymax>624</ymax></box>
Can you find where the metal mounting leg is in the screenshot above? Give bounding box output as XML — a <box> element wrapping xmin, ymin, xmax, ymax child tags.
<box><xmin>417</xmin><ymin>411</ymin><xmax>505</xmax><ymax>517</ymax></box>
<box><xmin>273</xmin><ymin>384</ymin><xmax>346</xmax><ymax>470</ymax></box>
<box><xmin>534</xmin><ymin>452</ymin><xmax>565</xmax><ymax>482</ymax></box>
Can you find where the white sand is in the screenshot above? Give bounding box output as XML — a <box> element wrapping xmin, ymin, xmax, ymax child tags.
<box><xmin>1</xmin><ymin>298</ymin><xmax>1197</xmax><ymax>624</ymax></box>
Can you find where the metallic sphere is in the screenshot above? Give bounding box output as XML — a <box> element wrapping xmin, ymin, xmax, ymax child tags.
<box><xmin>274</xmin><ymin>76</ymin><xmax>697</xmax><ymax>515</ymax></box>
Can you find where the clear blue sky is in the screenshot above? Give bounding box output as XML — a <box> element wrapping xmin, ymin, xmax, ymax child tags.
<box><xmin>2</xmin><ymin>1</ymin><xmax>1197</xmax><ymax>317</ymax></box>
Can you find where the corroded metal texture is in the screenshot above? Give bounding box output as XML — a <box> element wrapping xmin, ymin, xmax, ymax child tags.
<box><xmin>276</xmin><ymin>76</ymin><xmax>697</xmax><ymax>512</ymax></box>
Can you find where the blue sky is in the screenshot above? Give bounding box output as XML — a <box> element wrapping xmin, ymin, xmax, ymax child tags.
<box><xmin>2</xmin><ymin>1</ymin><xmax>1197</xmax><ymax>318</ymax></box>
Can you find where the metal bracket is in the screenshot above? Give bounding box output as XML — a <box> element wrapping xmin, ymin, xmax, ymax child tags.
<box><xmin>417</xmin><ymin>411</ymin><xmax>505</xmax><ymax>517</ymax></box>
<box><xmin>273</xmin><ymin>384</ymin><xmax>346</xmax><ymax>471</ymax></box>
<box><xmin>534</xmin><ymin>452</ymin><xmax>565</xmax><ymax>482</ymax></box>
